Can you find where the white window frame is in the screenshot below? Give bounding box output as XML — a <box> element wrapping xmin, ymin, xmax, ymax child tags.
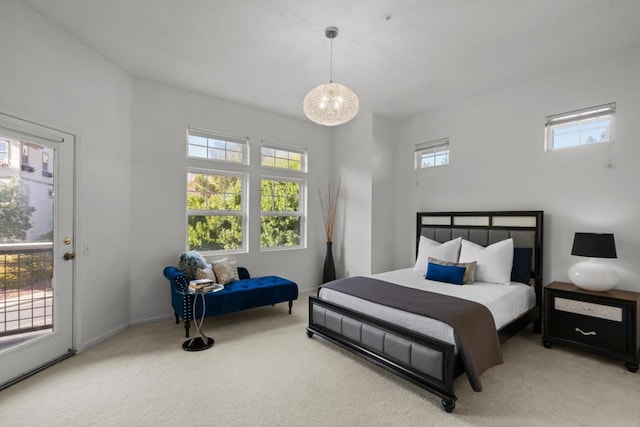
<box><xmin>261</xmin><ymin>141</ymin><xmax>308</xmax><ymax>172</ymax></box>
<box><xmin>187</xmin><ymin>128</ymin><xmax>249</xmax><ymax>165</ymax></box>
<box><xmin>414</xmin><ymin>138</ymin><xmax>450</xmax><ymax>169</ymax></box>
<box><xmin>545</xmin><ymin>103</ymin><xmax>616</xmax><ymax>151</ymax></box>
<box><xmin>260</xmin><ymin>175</ymin><xmax>307</xmax><ymax>251</ymax></box>
<box><xmin>186</xmin><ymin>168</ymin><xmax>248</xmax><ymax>254</ymax></box>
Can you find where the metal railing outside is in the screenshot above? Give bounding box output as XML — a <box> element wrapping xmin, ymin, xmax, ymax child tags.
<box><xmin>0</xmin><ymin>242</ymin><xmax>53</xmax><ymax>337</ymax></box>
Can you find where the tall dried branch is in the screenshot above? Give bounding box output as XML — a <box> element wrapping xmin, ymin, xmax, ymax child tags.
<box><xmin>318</xmin><ymin>176</ymin><xmax>341</xmax><ymax>242</ymax></box>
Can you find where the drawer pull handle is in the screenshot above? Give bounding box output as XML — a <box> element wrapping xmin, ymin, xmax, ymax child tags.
<box><xmin>575</xmin><ymin>328</ymin><xmax>596</xmax><ymax>336</ymax></box>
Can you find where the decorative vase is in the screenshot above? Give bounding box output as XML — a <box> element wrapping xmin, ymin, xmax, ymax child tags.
<box><xmin>322</xmin><ymin>241</ymin><xmax>336</xmax><ymax>283</ymax></box>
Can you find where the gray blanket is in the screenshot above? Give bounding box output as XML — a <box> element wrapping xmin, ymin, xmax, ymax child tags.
<box><xmin>322</xmin><ymin>276</ymin><xmax>503</xmax><ymax>392</ymax></box>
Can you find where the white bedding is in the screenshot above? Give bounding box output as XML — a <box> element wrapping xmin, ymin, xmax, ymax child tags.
<box><xmin>318</xmin><ymin>268</ymin><xmax>536</xmax><ymax>350</ymax></box>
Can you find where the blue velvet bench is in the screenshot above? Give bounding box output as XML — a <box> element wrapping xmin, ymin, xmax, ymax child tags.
<box><xmin>163</xmin><ymin>266</ymin><xmax>298</xmax><ymax>337</ymax></box>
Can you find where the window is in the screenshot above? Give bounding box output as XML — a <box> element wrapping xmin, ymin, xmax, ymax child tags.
<box><xmin>187</xmin><ymin>128</ymin><xmax>248</xmax><ymax>164</ymax></box>
<box><xmin>414</xmin><ymin>138</ymin><xmax>449</xmax><ymax>169</ymax></box>
<box><xmin>260</xmin><ymin>178</ymin><xmax>304</xmax><ymax>249</ymax></box>
<box><xmin>545</xmin><ymin>103</ymin><xmax>615</xmax><ymax>151</ymax></box>
<box><xmin>186</xmin><ymin>171</ymin><xmax>246</xmax><ymax>253</ymax></box>
<box><xmin>261</xmin><ymin>142</ymin><xmax>307</xmax><ymax>172</ymax></box>
<box><xmin>42</xmin><ymin>152</ymin><xmax>53</xmax><ymax>178</ymax></box>
<box><xmin>21</xmin><ymin>143</ymin><xmax>29</xmax><ymax>164</ymax></box>
<box><xmin>21</xmin><ymin>143</ymin><xmax>34</xmax><ymax>172</ymax></box>
<box><xmin>0</xmin><ymin>140</ymin><xmax>7</xmax><ymax>165</ymax></box>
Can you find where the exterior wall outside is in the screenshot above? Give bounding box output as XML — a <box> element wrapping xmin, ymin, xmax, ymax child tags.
<box><xmin>0</xmin><ymin>138</ymin><xmax>54</xmax><ymax>242</ymax></box>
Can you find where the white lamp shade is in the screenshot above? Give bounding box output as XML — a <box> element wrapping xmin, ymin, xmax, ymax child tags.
<box><xmin>303</xmin><ymin>82</ymin><xmax>359</xmax><ymax>126</ymax></box>
<box><xmin>568</xmin><ymin>259</ymin><xmax>619</xmax><ymax>291</ymax></box>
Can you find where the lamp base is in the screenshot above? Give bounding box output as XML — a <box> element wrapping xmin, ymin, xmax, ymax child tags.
<box><xmin>568</xmin><ymin>259</ymin><xmax>619</xmax><ymax>291</ymax></box>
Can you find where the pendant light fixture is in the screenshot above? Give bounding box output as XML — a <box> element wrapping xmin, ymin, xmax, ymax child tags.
<box><xmin>303</xmin><ymin>26</ymin><xmax>359</xmax><ymax>126</ymax></box>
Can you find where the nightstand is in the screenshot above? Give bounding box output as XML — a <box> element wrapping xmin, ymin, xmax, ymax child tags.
<box><xmin>542</xmin><ymin>281</ymin><xmax>639</xmax><ymax>372</ymax></box>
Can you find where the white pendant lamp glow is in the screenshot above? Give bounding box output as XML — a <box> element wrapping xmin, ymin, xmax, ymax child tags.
<box><xmin>303</xmin><ymin>26</ymin><xmax>359</xmax><ymax>126</ymax></box>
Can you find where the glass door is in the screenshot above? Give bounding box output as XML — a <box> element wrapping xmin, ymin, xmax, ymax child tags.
<box><xmin>0</xmin><ymin>112</ymin><xmax>75</xmax><ymax>388</ymax></box>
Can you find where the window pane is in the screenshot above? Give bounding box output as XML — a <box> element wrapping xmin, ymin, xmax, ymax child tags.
<box><xmin>553</xmin><ymin>126</ymin><xmax>580</xmax><ymax>149</ymax></box>
<box><xmin>261</xmin><ymin>156</ymin><xmax>275</xmax><ymax>168</ymax></box>
<box><xmin>261</xmin><ymin>180</ymin><xmax>300</xmax><ymax>212</ymax></box>
<box><xmin>581</xmin><ymin>119</ymin><xmax>610</xmax><ymax>144</ymax></box>
<box><xmin>260</xmin><ymin>178</ymin><xmax>304</xmax><ymax>249</ymax></box>
<box><xmin>188</xmin><ymin>215</ymin><xmax>243</xmax><ymax>251</ymax></box>
<box><xmin>211</xmin><ymin>139</ymin><xmax>227</xmax><ymax>149</ymax></box>
<box><xmin>435</xmin><ymin>152</ymin><xmax>449</xmax><ymax>165</ymax></box>
<box><xmin>261</xmin><ymin>145</ymin><xmax>305</xmax><ymax>171</ymax></box>
<box><xmin>262</xmin><ymin>147</ymin><xmax>275</xmax><ymax>157</ymax></box>
<box><xmin>187</xmin><ymin>131</ymin><xmax>246</xmax><ymax>163</ymax></box>
<box><xmin>260</xmin><ymin>215</ymin><xmax>301</xmax><ymax>248</ymax></box>
<box><xmin>188</xmin><ymin>145</ymin><xmax>207</xmax><ymax>158</ymax></box>
<box><xmin>226</xmin><ymin>141</ymin><xmax>243</xmax><ymax>152</ymax></box>
<box><xmin>187</xmin><ymin>173</ymin><xmax>242</xmax><ymax>211</ymax></box>
<box><xmin>188</xmin><ymin>135</ymin><xmax>208</xmax><ymax>147</ymax></box>
<box><xmin>226</xmin><ymin>150</ymin><xmax>242</xmax><ymax>163</ymax></box>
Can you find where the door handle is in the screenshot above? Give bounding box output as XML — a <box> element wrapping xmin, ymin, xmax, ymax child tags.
<box><xmin>63</xmin><ymin>252</ymin><xmax>76</xmax><ymax>261</ymax></box>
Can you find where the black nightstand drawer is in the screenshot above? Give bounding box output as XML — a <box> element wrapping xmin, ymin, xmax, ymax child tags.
<box><xmin>542</xmin><ymin>281</ymin><xmax>640</xmax><ymax>372</ymax></box>
<box><xmin>548</xmin><ymin>311</ymin><xmax>627</xmax><ymax>354</ymax></box>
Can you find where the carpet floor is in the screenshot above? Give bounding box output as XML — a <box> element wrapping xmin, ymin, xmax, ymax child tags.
<box><xmin>1</xmin><ymin>291</ymin><xmax>639</xmax><ymax>426</ymax></box>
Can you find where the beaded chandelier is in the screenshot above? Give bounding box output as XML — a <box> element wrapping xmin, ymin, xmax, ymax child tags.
<box><xmin>303</xmin><ymin>27</ymin><xmax>359</xmax><ymax>126</ymax></box>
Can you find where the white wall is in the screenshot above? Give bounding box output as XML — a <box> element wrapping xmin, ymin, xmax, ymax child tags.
<box><xmin>371</xmin><ymin>115</ymin><xmax>397</xmax><ymax>274</ymax></box>
<box><xmin>130</xmin><ymin>79</ymin><xmax>332</xmax><ymax>324</ymax></box>
<box><xmin>331</xmin><ymin>113</ymin><xmax>396</xmax><ymax>277</ymax></box>
<box><xmin>0</xmin><ymin>0</ymin><xmax>133</xmax><ymax>350</ymax></box>
<box><xmin>332</xmin><ymin>114</ymin><xmax>373</xmax><ymax>278</ymax></box>
<box><xmin>394</xmin><ymin>47</ymin><xmax>640</xmax><ymax>293</ymax></box>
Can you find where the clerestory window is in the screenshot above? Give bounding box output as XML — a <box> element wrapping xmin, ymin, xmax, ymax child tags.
<box><xmin>545</xmin><ymin>103</ymin><xmax>615</xmax><ymax>151</ymax></box>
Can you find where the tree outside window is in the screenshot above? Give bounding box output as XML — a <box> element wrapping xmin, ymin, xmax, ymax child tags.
<box><xmin>186</xmin><ymin>172</ymin><xmax>245</xmax><ymax>252</ymax></box>
<box><xmin>260</xmin><ymin>178</ymin><xmax>303</xmax><ymax>249</ymax></box>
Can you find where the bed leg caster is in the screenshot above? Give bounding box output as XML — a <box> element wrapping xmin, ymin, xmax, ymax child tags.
<box><xmin>441</xmin><ymin>399</ymin><xmax>456</xmax><ymax>413</ymax></box>
<box><xmin>306</xmin><ymin>329</ymin><xmax>314</xmax><ymax>338</ymax></box>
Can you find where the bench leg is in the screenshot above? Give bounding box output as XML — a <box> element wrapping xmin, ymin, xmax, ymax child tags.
<box><xmin>288</xmin><ymin>300</ymin><xmax>293</xmax><ymax>314</ymax></box>
<box><xmin>184</xmin><ymin>320</ymin><xmax>191</xmax><ymax>338</ymax></box>
<box><xmin>174</xmin><ymin>312</ymin><xmax>179</xmax><ymax>324</ymax></box>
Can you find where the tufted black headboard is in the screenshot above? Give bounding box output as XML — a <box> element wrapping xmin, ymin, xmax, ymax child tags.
<box><xmin>416</xmin><ymin>211</ymin><xmax>544</xmax><ymax>307</ymax></box>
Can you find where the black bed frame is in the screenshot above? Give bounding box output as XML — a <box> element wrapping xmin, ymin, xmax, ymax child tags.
<box><xmin>306</xmin><ymin>210</ymin><xmax>544</xmax><ymax>412</ymax></box>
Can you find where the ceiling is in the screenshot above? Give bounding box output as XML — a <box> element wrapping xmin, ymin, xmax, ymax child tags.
<box><xmin>21</xmin><ymin>0</ymin><xmax>640</xmax><ymax>121</ymax></box>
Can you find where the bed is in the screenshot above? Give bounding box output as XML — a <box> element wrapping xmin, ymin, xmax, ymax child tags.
<box><xmin>306</xmin><ymin>210</ymin><xmax>544</xmax><ymax>412</ymax></box>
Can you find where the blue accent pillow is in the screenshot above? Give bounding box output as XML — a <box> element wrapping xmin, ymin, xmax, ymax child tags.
<box><xmin>511</xmin><ymin>247</ymin><xmax>533</xmax><ymax>284</ymax></box>
<box><xmin>425</xmin><ymin>262</ymin><xmax>466</xmax><ymax>285</ymax></box>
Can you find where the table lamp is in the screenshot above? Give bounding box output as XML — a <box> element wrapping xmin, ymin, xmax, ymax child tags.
<box><xmin>568</xmin><ymin>232</ymin><xmax>618</xmax><ymax>291</ymax></box>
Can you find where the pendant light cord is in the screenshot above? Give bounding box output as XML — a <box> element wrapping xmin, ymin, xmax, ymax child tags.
<box><xmin>329</xmin><ymin>38</ymin><xmax>333</xmax><ymax>83</ymax></box>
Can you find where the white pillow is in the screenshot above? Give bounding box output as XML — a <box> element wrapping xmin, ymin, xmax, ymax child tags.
<box><xmin>459</xmin><ymin>238</ymin><xmax>514</xmax><ymax>285</ymax></box>
<box><xmin>413</xmin><ymin>236</ymin><xmax>462</xmax><ymax>274</ymax></box>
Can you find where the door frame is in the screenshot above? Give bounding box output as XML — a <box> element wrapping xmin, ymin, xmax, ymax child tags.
<box><xmin>0</xmin><ymin>107</ymin><xmax>77</xmax><ymax>389</ymax></box>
